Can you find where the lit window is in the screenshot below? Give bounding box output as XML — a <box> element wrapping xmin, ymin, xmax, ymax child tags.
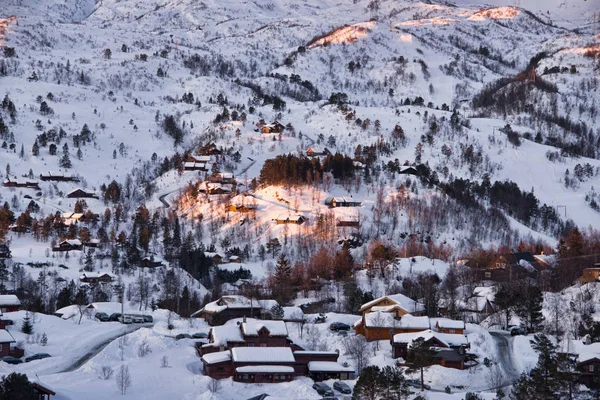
<box><xmin>591</xmin><ymin>365</ymin><xmax>595</xmax><ymax>372</ymax></box>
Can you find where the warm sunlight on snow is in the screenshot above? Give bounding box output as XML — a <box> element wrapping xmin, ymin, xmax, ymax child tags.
<box><xmin>467</xmin><ymin>7</ymin><xmax>520</xmax><ymax>21</ymax></box>
<box><xmin>308</xmin><ymin>21</ymin><xmax>375</xmax><ymax>49</ymax></box>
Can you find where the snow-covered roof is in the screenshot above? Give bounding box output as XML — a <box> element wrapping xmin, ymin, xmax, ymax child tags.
<box><xmin>62</xmin><ymin>239</ymin><xmax>82</xmax><ymax>246</ymax></box>
<box><xmin>189</xmin><ymin>155</ymin><xmax>210</xmax><ymax>162</ymax></box>
<box><xmin>433</xmin><ymin>318</ymin><xmax>465</xmax><ymax>330</ymax></box>
<box><xmin>184</xmin><ymin>161</ymin><xmax>206</xmax><ymax>167</ymax></box>
<box><xmin>294</xmin><ymin>351</ymin><xmax>338</xmax><ymax>356</ymax></box>
<box><xmin>307</xmin><ymin>361</ymin><xmax>354</xmax><ymax>372</ymax></box>
<box><xmin>202</xmin><ymin>295</ymin><xmax>252</xmax><ymax>313</ymax></box>
<box><xmin>210</xmin><ymin>325</ymin><xmax>244</xmax><ymax>346</ymax></box>
<box><xmin>80</xmin><ymin>272</ymin><xmax>114</xmax><ymax>279</ymax></box>
<box><xmin>393</xmin><ymin>329</ymin><xmax>468</xmax><ymax>348</ymax></box>
<box><xmin>274</xmin><ymin>215</ymin><xmax>305</xmax><ymax>222</ymax></box>
<box><xmin>202</xmin><ymin>350</ymin><xmax>232</xmax><ymax>364</ymax></box>
<box><xmin>398</xmin><ymin>314</ymin><xmax>431</xmax><ymax>329</ymax></box>
<box><xmin>282</xmin><ymin>306</ymin><xmax>304</xmax><ymax>320</ymax></box>
<box><xmin>0</xmin><ymin>294</ymin><xmax>20</xmax><ymax>306</ymax></box>
<box><xmin>241</xmin><ymin>320</ymin><xmax>288</xmax><ymax>337</ymax></box>
<box><xmin>364</xmin><ymin>311</ymin><xmax>399</xmax><ymax>328</ymax></box>
<box><xmin>236</xmin><ymin>366</ymin><xmax>294</xmax><ymax>373</ymax></box>
<box><xmin>231</xmin><ymin>347</ymin><xmax>295</xmax><ymax>363</ymax></box>
<box><xmin>359</xmin><ymin>293</ymin><xmax>425</xmax><ymax>313</ymax></box>
<box><xmin>0</xmin><ymin>329</ymin><xmax>15</xmax><ymax>343</ymax></box>
<box><xmin>257</xmin><ymin>299</ymin><xmax>279</xmax><ymax>310</ymax></box>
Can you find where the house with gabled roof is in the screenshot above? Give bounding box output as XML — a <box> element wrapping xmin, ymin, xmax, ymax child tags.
<box><xmin>66</xmin><ymin>188</ymin><xmax>99</xmax><ymax>199</ymax></box>
<box><xmin>0</xmin><ymin>294</ymin><xmax>21</xmax><ymax>312</ymax></box>
<box><xmin>52</xmin><ymin>239</ymin><xmax>82</xmax><ymax>252</ymax></box>
<box><xmin>273</xmin><ymin>215</ymin><xmax>306</xmax><ymax>225</ymax></box>
<box><xmin>358</xmin><ymin>293</ymin><xmax>425</xmax><ymax>316</ymax></box>
<box><xmin>192</xmin><ymin>296</ymin><xmax>279</xmax><ymax>326</ymax></box>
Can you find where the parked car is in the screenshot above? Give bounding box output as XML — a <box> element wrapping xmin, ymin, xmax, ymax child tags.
<box><xmin>321</xmin><ymin>397</ymin><xmax>339</xmax><ymax>400</ymax></box>
<box><xmin>407</xmin><ymin>379</ymin><xmax>431</xmax><ymax>390</ymax></box>
<box><xmin>119</xmin><ymin>315</ymin><xmax>133</xmax><ymax>324</ymax></box>
<box><xmin>131</xmin><ymin>315</ymin><xmax>145</xmax><ymax>323</ymax></box>
<box><xmin>329</xmin><ymin>322</ymin><xmax>351</xmax><ymax>332</ymax></box>
<box><xmin>314</xmin><ymin>314</ymin><xmax>327</xmax><ymax>324</ymax></box>
<box><xmin>510</xmin><ymin>326</ymin><xmax>526</xmax><ymax>336</ymax></box>
<box><xmin>333</xmin><ymin>381</ymin><xmax>352</xmax><ymax>394</ymax></box>
<box><xmin>312</xmin><ymin>382</ymin><xmax>334</xmax><ymax>396</ymax></box>
<box><xmin>109</xmin><ymin>313</ymin><xmax>122</xmax><ymax>322</ymax></box>
<box><xmin>95</xmin><ymin>312</ymin><xmax>109</xmax><ymax>322</ymax></box>
<box><xmin>25</xmin><ymin>353</ymin><xmax>51</xmax><ymax>362</ymax></box>
<box><xmin>192</xmin><ymin>332</ymin><xmax>208</xmax><ymax>339</ymax></box>
<box><xmin>1</xmin><ymin>356</ymin><xmax>23</xmax><ymax>365</ymax></box>
<box><xmin>142</xmin><ymin>315</ymin><xmax>153</xmax><ymax>323</ymax></box>
<box><xmin>176</xmin><ymin>333</ymin><xmax>192</xmax><ymax>340</ymax></box>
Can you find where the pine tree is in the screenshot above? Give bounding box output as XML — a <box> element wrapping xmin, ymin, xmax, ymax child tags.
<box><xmin>0</xmin><ymin>373</ymin><xmax>36</xmax><ymax>399</ymax></box>
<box><xmin>270</xmin><ymin>304</ymin><xmax>284</xmax><ymax>320</ymax></box>
<box><xmin>21</xmin><ymin>312</ymin><xmax>33</xmax><ymax>334</ymax></box>
<box><xmin>40</xmin><ymin>332</ymin><xmax>48</xmax><ymax>346</ymax></box>
<box><xmin>84</xmin><ymin>251</ymin><xmax>94</xmax><ymax>272</ymax></box>
<box><xmin>352</xmin><ymin>366</ymin><xmax>383</xmax><ymax>400</ymax></box>
<box><xmin>379</xmin><ymin>366</ymin><xmax>410</xmax><ymax>400</ymax></box>
<box><xmin>406</xmin><ymin>337</ymin><xmax>438</xmax><ymax>391</ymax></box>
<box><xmin>31</xmin><ymin>140</ymin><xmax>39</xmax><ymax>156</ymax></box>
<box><xmin>272</xmin><ymin>255</ymin><xmax>292</xmax><ymax>305</ymax></box>
<box><xmin>516</xmin><ymin>282</ymin><xmax>544</xmax><ymax>332</ymax></box>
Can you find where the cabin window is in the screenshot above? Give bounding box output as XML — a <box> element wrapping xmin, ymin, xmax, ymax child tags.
<box><xmin>485</xmin><ymin>272</ymin><xmax>491</xmax><ymax>278</ymax></box>
<box><xmin>0</xmin><ymin>344</ymin><xmax>2</xmax><ymax>352</ymax></box>
<box><xmin>247</xmin><ymin>343</ymin><xmax>254</xmax><ymax>347</ymax></box>
<box><xmin>260</xmin><ymin>344</ymin><xmax>267</xmax><ymax>347</ymax></box>
<box><xmin>241</xmin><ymin>374</ymin><xmax>249</xmax><ymax>380</ymax></box>
<box><xmin>449</xmin><ymin>329</ymin><xmax>455</xmax><ymax>333</ymax></box>
<box><xmin>274</xmin><ymin>374</ymin><xmax>286</xmax><ymax>381</ymax></box>
<box><xmin>591</xmin><ymin>365</ymin><xmax>595</xmax><ymax>372</ymax></box>
<box><xmin>217</xmin><ymin>367</ymin><xmax>224</xmax><ymax>371</ymax></box>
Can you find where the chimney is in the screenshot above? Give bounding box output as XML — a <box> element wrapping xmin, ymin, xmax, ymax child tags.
<box><xmin>243</xmin><ymin>316</ymin><xmax>246</xmax><ymax>323</ymax></box>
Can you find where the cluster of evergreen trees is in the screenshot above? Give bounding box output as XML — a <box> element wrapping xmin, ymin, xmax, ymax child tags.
<box><xmin>259</xmin><ymin>153</ymin><xmax>356</xmax><ymax>186</ymax></box>
<box><xmin>442</xmin><ymin>177</ymin><xmax>568</xmax><ymax>236</ymax></box>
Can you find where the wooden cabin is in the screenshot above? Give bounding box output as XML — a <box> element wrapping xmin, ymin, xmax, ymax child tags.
<box><xmin>40</xmin><ymin>173</ymin><xmax>80</xmax><ymax>182</ymax></box>
<box><xmin>580</xmin><ymin>266</ymin><xmax>600</xmax><ymax>284</ymax></box>
<box><xmin>52</xmin><ymin>239</ymin><xmax>83</xmax><ymax>252</ymax></box>
<box><xmin>66</xmin><ymin>189</ymin><xmax>99</xmax><ymax>199</ymax></box>
<box><xmin>273</xmin><ymin>215</ymin><xmax>306</xmax><ymax>225</ymax></box>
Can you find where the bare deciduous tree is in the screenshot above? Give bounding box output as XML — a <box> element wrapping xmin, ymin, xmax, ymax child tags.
<box><xmin>115</xmin><ymin>365</ymin><xmax>132</xmax><ymax>395</ymax></box>
<box><xmin>342</xmin><ymin>335</ymin><xmax>370</xmax><ymax>374</ymax></box>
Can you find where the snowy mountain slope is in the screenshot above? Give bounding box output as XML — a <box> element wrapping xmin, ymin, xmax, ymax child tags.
<box><xmin>451</xmin><ymin>0</ymin><xmax>596</xmax><ymax>29</ymax></box>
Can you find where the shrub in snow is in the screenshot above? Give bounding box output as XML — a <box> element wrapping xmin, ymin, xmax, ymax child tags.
<box><xmin>207</xmin><ymin>379</ymin><xmax>221</xmax><ymax>394</ymax></box>
<box><xmin>100</xmin><ymin>366</ymin><xmax>114</xmax><ymax>380</ymax></box>
<box><xmin>137</xmin><ymin>338</ymin><xmax>152</xmax><ymax>357</ymax></box>
<box><xmin>160</xmin><ymin>356</ymin><xmax>169</xmax><ymax>368</ymax></box>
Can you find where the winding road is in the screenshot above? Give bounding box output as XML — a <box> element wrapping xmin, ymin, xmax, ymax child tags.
<box><xmin>60</xmin><ymin>324</ymin><xmax>149</xmax><ymax>373</ymax></box>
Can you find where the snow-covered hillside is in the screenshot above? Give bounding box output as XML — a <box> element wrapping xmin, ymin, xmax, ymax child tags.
<box><xmin>0</xmin><ymin>0</ymin><xmax>599</xmax><ymax>398</ymax></box>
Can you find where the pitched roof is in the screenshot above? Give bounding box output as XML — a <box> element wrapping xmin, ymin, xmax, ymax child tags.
<box><xmin>359</xmin><ymin>293</ymin><xmax>425</xmax><ymax>313</ymax></box>
<box><xmin>433</xmin><ymin>318</ymin><xmax>465</xmax><ymax>330</ymax></box>
<box><xmin>0</xmin><ymin>294</ymin><xmax>20</xmax><ymax>306</ymax></box>
<box><xmin>241</xmin><ymin>320</ymin><xmax>288</xmax><ymax>337</ymax></box>
<box><xmin>211</xmin><ymin>325</ymin><xmax>244</xmax><ymax>346</ymax></box>
<box><xmin>202</xmin><ymin>350</ymin><xmax>232</xmax><ymax>364</ymax></box>
<box><xmin>231</xmin><ymin>347</ymin><xmax>295</xmax><ymax>363</ymax></box>
<box><xmin>393</xmin><ymin>329</ymin><xmax>468</xmax><ymax>348</ymax></box>
<box><xmin>307</xmin><ymin>361</ymin><xmax>354</xmax><ymax>372</ymax></box>
<box><xmin>0</xmin><ymin>329</ymin><xmax>16</xmax><ymax>343</ymax></box>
